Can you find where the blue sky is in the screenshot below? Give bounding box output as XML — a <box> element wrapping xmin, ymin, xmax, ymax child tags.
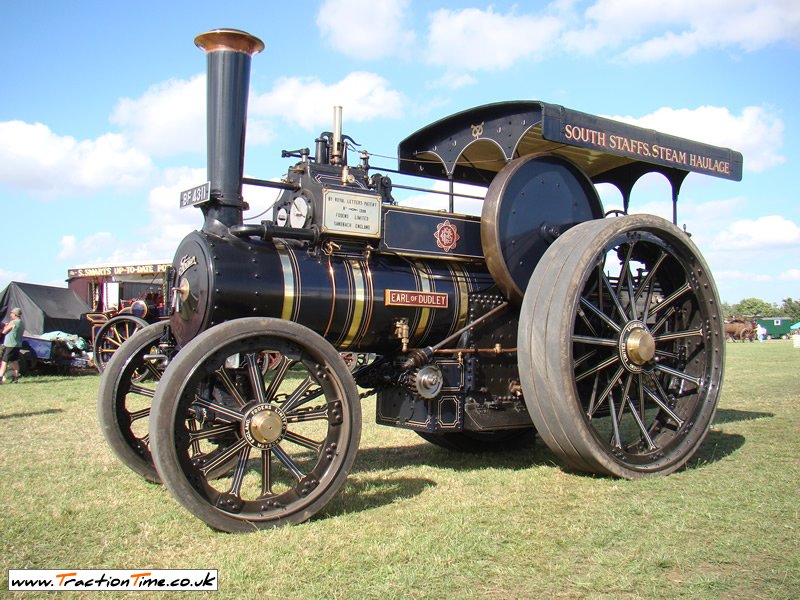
<box><xmin>1</xmin><ymin>0</ymin><xmax>798</xmax><ymax>305</ymax></box>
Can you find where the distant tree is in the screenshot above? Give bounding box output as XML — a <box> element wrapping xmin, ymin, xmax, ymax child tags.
<box><xmin>780</xmin><ymin>298</ymin><xmax>800</xmax><ymax>322</ymax></box>
<box><xmin>720</xmin><ymin>301</ymin><xmax>734</xmax><ymax>319</ymax></box>
<box><xmin>733</xmin><ymin>297</ymin><xmax>778</xmax><ymax>317</ymax></box>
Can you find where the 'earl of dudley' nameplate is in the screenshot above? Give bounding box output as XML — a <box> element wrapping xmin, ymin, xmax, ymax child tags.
<box><xmin>322</xmin><ymin>190</ymin><xmax>382</xmax><ymax>237</ymax></box>
<box><xmin>385</xmin><ymin>290</ymin><xmax>449</xmax><ymax>309</ymax></box>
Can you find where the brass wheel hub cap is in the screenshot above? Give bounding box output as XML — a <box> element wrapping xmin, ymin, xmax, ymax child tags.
<box><xmin>619</xmin><ymin>320</ymin><xmax>656</xmax><ymax>373</ymax></box>
<box><xmin>242</xmin><ymin>404</ymin><xmax>287</xmax><ymax>450</ymax></box>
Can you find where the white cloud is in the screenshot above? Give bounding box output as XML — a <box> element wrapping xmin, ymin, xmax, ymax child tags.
<box><xmin>564</xmin><ymin>0</ymin><xmax>800</xmax><ymax>61</ymax></box>
<box><xmin>425</xmin><ymin>7</ymin><xmax>563</xmax><ymax>71</ymax></box>
<box><xmin>0</xmin><ymin>267</ymin><xmax>28</xmax><ymax>292</ymax></box>
<box><xmin>713</xmin><ymin>215</ymin><xmax>800</xmax><ymax>250</ymax></box>
<box><xmin>57</xmin><ymin>232</ymin><xmax>114</xmax><ymax>260</ymax></box>
<box><xmin>110</xmin><ymin>75</ymin><xmax>206</xmax><ymax>157</ymax></box>
<box><xmin>317</xmin><ymin>0</ymin><xmax>415</xmax><ymax>59</ymax></box>
<box><xmin>0</xmin><ymin>121</ymin><xmax>153</xmax><ymax>196</ymax></box>
<box><xmin>608</xmin><ymin>105</ymin><xmax>785</xmax><ymax>173</ymax></box>
<box><xmin>251</xmin><ymin>72</ymin><xmax>404</xmax><ymax>129</ymax></box>
<box><xmin>428</xmin><ymin>72</ymin><xmax>478</xmax><ymax>90</ymax></box>
<box><xmin>779</xmin><ymin>268</ymin><xmax>800</xmax><ymax>281</ymax></box>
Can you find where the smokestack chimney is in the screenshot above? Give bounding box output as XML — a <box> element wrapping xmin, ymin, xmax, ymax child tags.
<box><xmin>194</xmin><ymin>29</ymin><xmax>264</xmax><ymax>232</ymax></box>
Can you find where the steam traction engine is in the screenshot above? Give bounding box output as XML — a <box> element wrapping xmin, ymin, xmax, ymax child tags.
<box><xmin>98</xmin><ymin>29</ymin><xmax>742</xmax><ymax>532</ymax></box>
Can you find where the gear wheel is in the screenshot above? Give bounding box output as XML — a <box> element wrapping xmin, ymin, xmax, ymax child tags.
<box><xmin>401</xmin><ymin>364</ymin><xmax>444</xmax><ymax>399</ymax></box>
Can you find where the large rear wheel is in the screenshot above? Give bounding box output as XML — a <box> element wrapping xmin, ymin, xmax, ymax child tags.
<box><xmin>518</xmin><ymin>215</ymin><xmax>724</xmax><ymax>478</ymax></box>
<box><xmin>149</xmin><ymin>318</ymin><xmax>361</xmax><ymax>532</ymax></box>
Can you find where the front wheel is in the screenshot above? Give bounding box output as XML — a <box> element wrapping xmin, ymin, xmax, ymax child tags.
<box><xmin>149</xmin><ymin>318</ymin><xmax>361</xmax><ymax>532</ymax></box>
<box><xmin>93</xmin><ymin>315</ymin><xmax>148</xmax><ymax>372</ymax></box>
<box><xmin>97</xmin><ymin>321</ymin><xmax>170</xmax><ymax>482</ymax></box>
<box><xmin>518</xmin><ymin>215</ymin><xmax>724</xmax><ymax>478</ymax></box>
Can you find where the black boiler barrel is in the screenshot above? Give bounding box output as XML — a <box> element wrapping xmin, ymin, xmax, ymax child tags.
<box><xmin>170</xmin><ymin>231</ymin><xmax>494</xmax><ymax>351</ymax></box>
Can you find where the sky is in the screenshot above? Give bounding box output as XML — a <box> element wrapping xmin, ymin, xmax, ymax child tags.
<box><xmin>1</xmin><ymin>0</ymin><xmax>798</xmax><ymax>306</ymax></box>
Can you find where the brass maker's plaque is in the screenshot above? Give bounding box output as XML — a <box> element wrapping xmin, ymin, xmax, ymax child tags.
<box><xmin>322</xmin><ymin>189</ymin><xmax>382</xmax><ymax>237</ymax></box>
<box><xmin>385</xmin><ymin>290</ymin><xmax>449</xmax><ymax>309</ymax></box>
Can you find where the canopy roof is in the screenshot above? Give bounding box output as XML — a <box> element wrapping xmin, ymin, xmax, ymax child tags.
<box><xmin>397</xmin><ymin>101</ymin><xmax>743</xmax><ymax>217</ymax></box>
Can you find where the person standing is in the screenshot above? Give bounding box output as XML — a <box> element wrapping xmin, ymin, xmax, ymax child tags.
<box><xmin>0</xmin><ymin>307</ymin><xmax>24</xmax><ymax>383</ymax></box>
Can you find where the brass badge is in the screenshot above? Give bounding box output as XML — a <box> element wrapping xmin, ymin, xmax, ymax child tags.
<box><xmin>434</xmin><ymin>220</ymin><xmax>460</xmax><ymax>253</ymax></box>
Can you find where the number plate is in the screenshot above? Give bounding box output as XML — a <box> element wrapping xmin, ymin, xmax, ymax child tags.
<box><xmin>180</xmin><ymin>182</ymin><xmax>211</xmax><ymax>208</ymax></box>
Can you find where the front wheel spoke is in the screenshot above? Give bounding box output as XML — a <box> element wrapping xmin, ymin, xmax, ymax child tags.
<box><xmin>245</xmin><ymin>353</ymin><xmax>268</xmax><ymax>405</ymax></box>
<box><xmin>144</xmin><ymin>361</ymin><xmax>163</xmax><ymax>381</ymax></box>
<box><xmin>264</xmin><ymin>357</ymin><xmax>296</xmax><ymax>402</ymax></box>
<box><xmin>272</xmin><ymin>445</ymin><xmax>305</xmax><ymax>482</ymax></box>
<box><xmin>199</xmin><ymin>438</ymin><xmax>248</xmax><ymax>477</ymax></box>
<box><xmin>286</xmin><ymin>404</ymin><xmax>329</xmax><ymax>423</ymax></box>
<box><xmin>215</xmin><ymin>368</ymin><xmax>247</xmax><ymax>407</ymax></box>
<box><xmin>283</xmin><ymin>430</ymin><xmax>324</xmax><ymax>453</ymax></box>
<box><xmin>260</xmin><ymin>450</ymin><xmax>273</xmax><ymax>497</ymax></box>
<box><xmin>654</xmin><ymin>363</ymin><xmax>701</xmax><ymax>387</ymax></box>
<box><xmin>655</xmin><ymin>327</ymin><xmax>703</xmax><ymax>342</ymax></box>
<box><xmin>188</xmin><ymin>422</ymin><xmax>238</xmax><ymax>443</ymax></box>
<box><xmin>580</xmin><ymin>296</ymin><xmax>622</xmax><ymax>333</ymax></box>
<box><xmin>192</xmin><ymin>395</ymin><xmax>244</xmax><ymax>424</ymax></box>
<box><xmin>575</xmin><ymin>354</ymin><xmax>620</xmax><ymax>383</ymax></box>
<box><xmin>227</xmin><ymin>446</ymin><xmax>251</xmax><ymax>496</ymax></box>
<box><xmin>642</xmin><ymin>381</ymin><xmax>684</xmax><ymax>428</ymax></box>
<box><xmin>626</xmin><ymin>396</ymin><xmax>657</xmax><ymax>450</ymax></box>
<box><xmin>129</xmin><ymin>384</ymin><xmax>155</xmax><ymax>398</ymax></box>
<box><xmin>281</xmin><ymin>377</ymin><xmax>322</xmax><ymax>413</ymax></box>
<box><xmin>128</xmin><ymin>407</ymin><xmax>150</xmax><ymax>422</ymax></box>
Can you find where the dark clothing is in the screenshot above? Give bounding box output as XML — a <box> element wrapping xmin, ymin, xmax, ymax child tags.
<box><xmin>2</xmin><ymin>346</ymin><xmax>20</xmax><ymax>362</ymax></box>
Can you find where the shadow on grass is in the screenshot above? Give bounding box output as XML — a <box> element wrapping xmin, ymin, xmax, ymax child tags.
<box><xmin>713</xmin><ymin>408</ymin><xmax>774</xmax><ymax>425</ymax></box>
<box><xmin>351</xmin><ymin>428</ymin><xmax>746</xmax><ymax>481</ymax></box>
<box><xmin>0</xmin><ymin>408</ymin><xmax>64</xmax><ymax>420</ymax></box>
<box><xmin>351</xmin><ymin>436</ymin><xmax>558</xmax><ymax>475</ymax></box>
<box><xmin>322</xmin><ymin>475</ymin><xmax>438</xmax><ymax>519</ymax></box>
<box><xmin>686</xmin><ymin>430</ymin><xmax>746</xmax><ymax>469</ymax></box>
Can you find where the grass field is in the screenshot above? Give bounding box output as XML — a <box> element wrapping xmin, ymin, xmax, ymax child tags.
<box><xmin>1</xmin><ymin>340</ymin><xmax>798</xmax><ymax>598</ymax></box>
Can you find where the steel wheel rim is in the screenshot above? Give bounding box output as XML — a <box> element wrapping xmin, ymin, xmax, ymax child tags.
<box><xmin>114</xmin><ymin>341</ymin><xmax>164</xmax><ymax>465</ymax></box>
<box><xmin>169</xmin><ymin>334</ymin><xmax>354</xmax><ymax>523</ymax></box>
<box><xmin>95</xmin><ymin>318</ymin><xmax>146</xmax><ymax>371</ymax></box>
<box><xmin>568</xmin><ymin>229</ymin><xmax>722</xmax><ymax>470</ymax></box>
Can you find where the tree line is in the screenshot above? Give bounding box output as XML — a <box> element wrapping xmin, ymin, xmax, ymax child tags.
<box><xmin>721</xmin><ymin>297</ymin><xmax>800</xmax><ymax>322</ymax></box>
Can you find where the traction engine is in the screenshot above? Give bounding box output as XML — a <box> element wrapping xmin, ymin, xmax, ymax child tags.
<box><xmin>98</xmin><ymin>29</ymin><xmax>743</xmax><ymax>532</ymax></box>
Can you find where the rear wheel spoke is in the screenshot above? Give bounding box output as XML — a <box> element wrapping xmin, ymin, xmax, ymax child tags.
<box><xmin>626</xmin><ymin>396</ymin><xmax>657</xmax><ymax>450</ymax></box>
<box><xmin>576</xmin><ymin>354</ymin><xmax>620</xmax><ymax>383</ymax></box>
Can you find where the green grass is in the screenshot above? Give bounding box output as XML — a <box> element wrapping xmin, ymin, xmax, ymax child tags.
<box><xmin>1</xmin><ymin>341</ymin><xmax>798</xmax><ymax>599</ymax></box>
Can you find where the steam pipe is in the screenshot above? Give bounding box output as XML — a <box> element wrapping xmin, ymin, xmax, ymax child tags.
<box><xmin>331</xmin><ymin>106</ymin><xmax>343</xmax><ymax>165</ymax></box>
<box><xmin>194</xmin><ymin>29</ymin><xmax>264</xmax><ymax>233</ymax></box>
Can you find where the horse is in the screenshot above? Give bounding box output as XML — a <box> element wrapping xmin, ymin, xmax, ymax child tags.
<box><xmin>725</xmin><ymin>318</ymin><xmax>756</xmax><ymax>342</ymax></box>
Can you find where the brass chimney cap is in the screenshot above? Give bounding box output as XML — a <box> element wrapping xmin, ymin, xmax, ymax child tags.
<box><xmin>194</xmin><ymin>29</ymin><xmax>265</xmax><ymax>55</ymax></box>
